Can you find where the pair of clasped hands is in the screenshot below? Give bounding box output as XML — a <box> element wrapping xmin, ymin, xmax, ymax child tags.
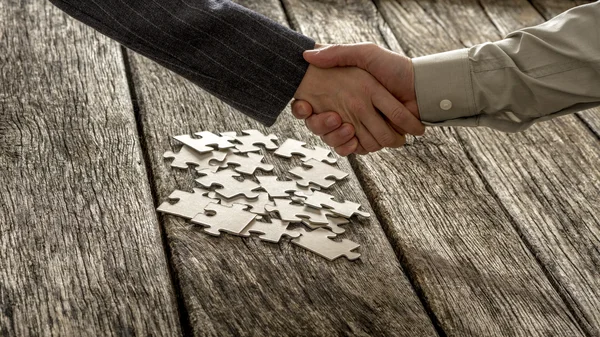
<box><xmin>293</xmin><ymin>43</ymin><xmax>425</xmax><ymax>156</ymax></box>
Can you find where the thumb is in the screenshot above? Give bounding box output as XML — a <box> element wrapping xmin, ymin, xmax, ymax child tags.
<box><xmin>291</xmin><ymin>99</ymin><xmax>313</xmax><ymax>120</ymax></box>
<box><xmin>303</xmin><ymin>43</ymin><xmax>378</xmax><ymax>69</ymax></box>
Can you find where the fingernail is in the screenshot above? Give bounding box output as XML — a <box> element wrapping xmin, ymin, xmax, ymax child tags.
<box><xmin>341</xmin><ymin>125</ymin><xmax>352</xmax><ymax>136</ymax></box>
<box><xmin>298</xmin><ymin>106</ymin><xmax>308</xmax><ymax>117</ymax></box>
<box><xmin>326</xmin><ymin>117</ymin><xmax>338</xmax><ymax>127</ymax></box>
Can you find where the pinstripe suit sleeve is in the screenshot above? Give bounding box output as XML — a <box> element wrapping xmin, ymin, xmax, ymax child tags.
<box><xmin>48</xmin><ymin>0</ymin><xmax>315</xmax><ymax>126</ymax></box>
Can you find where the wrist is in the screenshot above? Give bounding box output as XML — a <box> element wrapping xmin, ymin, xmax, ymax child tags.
<box><xmin>407</xmin><ymin>58</ymin><xmax>420</xmax><ymax>120</ymax></box>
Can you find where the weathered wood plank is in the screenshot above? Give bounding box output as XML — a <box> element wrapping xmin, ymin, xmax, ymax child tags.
<box><xmin>377</xmin><ymin>0</ymin><xmax>600</xmax><ymax>335</ymax></box>
<box><xmin>126</xmin><ymin>0</ymin><xmax>437</xmax><ymax>336</ymax></box>
<box><xmin>283</xmin><ymin>0</ymin><xmax>587</xmax><ymax>335</ymax></box>
<box><xmin>529</xmin><ymin>0</ymin><xmax>591</xmax><ymax>19</ymax></box>
<box><xmin>526</xmin><ymin>0</ymin><xmax>600</xmax><ymax>136</ymax></box>
<box><xmin>472</xmin><ymin>0</ymin><xmax>600</xmax><ymax>334</ymax></box>
<box><xmin>0</xmin><ymin>1</ymin><xmax>182</xmax><ymax>336</ymax></box>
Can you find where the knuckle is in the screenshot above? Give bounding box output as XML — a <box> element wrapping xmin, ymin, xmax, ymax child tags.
<box><xmin>361</xmin><ymin>42</ymin><xmax>377</xmax><ymax>53</ymax></box>
<box><xmin>389</xmin><ymin>105</ymin><xmax>407</xmax><ymax>124</ymax></box>
<box><xmin>364</xmin><ymin>142</ymin><xmax>382</xmax><ymax>153</ymax></box>
<box><xmin>378</xmin><ymin>132</ymin><xmax>397</xmax><ymax>147</ymax></box>
<box><xmin>335</xmin><ymin>147</ymin><xmax>349</xmax><ymax>157</ymax></box>
<box><xmin>363</xmin><ymin>43</ymin><xmax>380</xmax><ymax>67</ymax></box>
<box><xmin>305</xmin><ymin>118</ymin><xmax>322</xmax><ymax>135</ymax></box>
<box><xmin>321</xmin><ymin>133</ymin><xmax>336</xmax><ymax>146</ymax></box>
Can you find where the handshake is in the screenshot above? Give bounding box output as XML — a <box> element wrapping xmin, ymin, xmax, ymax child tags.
<box><xmin>293</xmin><ymin>43</ymin><xmax>425</xmax><ymax>156</ymax></box>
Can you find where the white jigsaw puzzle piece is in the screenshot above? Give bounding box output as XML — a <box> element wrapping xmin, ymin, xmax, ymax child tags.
<box><xmin>173</xmin><ymin>132</ymin><xmax>235</xmax><ymax>153</ymax></box>
<box><xmin>222</xmin><ymin>152</ymin><xmax>274</xmax><ymax>175</ymax></box>
<box><xmin>157</xmin><ymin>188</ymin><xmax>217</xmax><ymax>219</ymax></box>
<box><xmin>195</xmin><ymin>168</ymin><xmax>260</xmax><ymax>199</ymax></box>
<box><xmin>265</xmin><ymin>199</ymin><xmax>332</xmax><ymax>224</ymax></box>
<box><xmin>289</xmin><ymin>159</ymin><xmax>348</xmax><ymax>188</ymax></box>
<box><xmin>290</xmin><ymin>227</ymin><xmax>360</xmax><ymax>261</ymax></box>
<box><xmin>295</xmin><ymin>190</ymin><xmax>370</xmax><ymax>218</ymax></box>
<box><xmin>163</xmin><ymin>145</ymin><xmax>228</xmax><ymax>171</ymax></box>
<box><xmin>302</xmin><ymin>216</ymin><xmax>350</xmax><ymax>234</ymax></box>
<box><xmin>256</xmin><ymin>176</ymin><xmax>298</xmax><ymax>198</ymax></box>
<box><xmin>257</xmin><ymin>176</ymin><xmax>319</xmax><ymax>198</ymax></box>
<box><xmin>240</xmin><ymin>218</ymin><xmax>300</xmax><ymax>243</ymax></box>
<box><xmin>274</xmin><ymin>139</ymin><xmax>337</xmax><ymax>164</ymax></box>
<box><xmin>207</xmin><ymin>191</ymin><xmax>274</xmax><ymax>215</ymax></box>
<box><xmin>191</xmin><ymin>203</ymin><xmax>256</xmax><ymax>236</ymax></box>
<box><xmin>222</xmin><ymin>129</ymin><xmax>278</xmax><ymax>153</ymax></box>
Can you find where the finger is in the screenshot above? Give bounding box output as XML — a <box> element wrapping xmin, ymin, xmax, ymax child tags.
<box><xmin>333</xmin><ymin>137</ymin><xmax>359</xmax><ymax>157</ymax></box>
<box><xmin>303</xmin><ymin>42</ymin><xmax>380</xmax><ymax>69</ymax></box>
<box><xmin>378</xmin><ymin>110</ymin><xmax>408</xmax><ymax>135</ymax></box>
<box><xmin>321</xmin><ymin>123</ymin><xmax>355</xmax><ymax>148</ymax></box>
<box><xmin>389</xmin><ymin>120</ymin><xmax>407</xmax><ymax>136</ymax></box>
<box><xmin>304</xmin><ymin>111</ymin><xmax>343</xmax><ymax>136</ymax></box>
<box><xmin>291</xmin><ymin>100</ymin><xmax>314</xmax><ymax>120</ymax></box>
<box><xmin>371</xmin><ymin>84</ymin><xmax>426</xmax><ymax>136</ymax></box>
<box><xmin>354</xmin><ymin>120</ymin><xmax>383</xmax><ymax>153</ymax></box>
<box><xmin>354</xmin><ymin>143</ymin><xmax>368</xmax><ymax>155</ymax></box>
<box><xmin>360</xmin><ymin>103</ymin><xmax>405</xmax><ymax>149</ymax></box>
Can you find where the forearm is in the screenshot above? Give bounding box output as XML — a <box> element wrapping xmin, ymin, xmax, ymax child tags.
<box><xmin>49</xmin><ymin>0</ymin><xmax>315</xmax><ymax>126</ymax></box>
<box><xmin>413</xmin><ymin>2</ymin><xmax>600</xmax><ymax>132</ymax></box>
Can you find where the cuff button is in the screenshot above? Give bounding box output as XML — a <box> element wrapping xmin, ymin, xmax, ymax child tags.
<box><xmin>440</xmin><ymin>99</ymin><xmax>452</xmax><ymax>110</ymax></box>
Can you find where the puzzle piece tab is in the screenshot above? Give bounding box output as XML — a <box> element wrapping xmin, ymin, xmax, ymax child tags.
<box><xmin>163</xmin><ymin>145</ymin><xmax>227</xmax><ymax>171</ymax></box>
<box><xmin>223</xmin><ymin>152</ymin><xmax>274</xmax><ymax>175</ymax></box>
<box><xmin>174</xmin><ymin>132</ymin><xmax>235</xmax><ymax>153</ymax></box>
<box><xmin>240</xmin><ymin>219</ymin><xmax>300</xmax><ymax>243</ymax></box>
<box><xmin>303</xmin><ymin>216</ymin><xmax>350</xmax><ymax>234</ymax></box>
<box><xmin>191</xmin><ymin>203</ymin><xmax>256</xmax><ymax>236</ymax></box>
<box><xmin>256</xmin><ymin>176</ymin><xmax>298</xmax><ymax>198</ymax></box>
<box><xmin>257</xmin><ymin>176</ymin><xmax>319</xmax><ymax>198</ymax></box>
<box><xmin>157</xmin><ymin>188</ymin><xmax>217</xmax><ymax>219</ymax></box>
<box><xmin>275</xmin><ymin>139</ymin><xmax>337</xmax><ymax>164</ymax></box>
<box><xmin>295</xmin><ymin>190</ymin><xmax>370</xmax><ymax>218</ymax></box>
<box><xmin>208</xmin><ymin>191</ymin><xmax>274</xmax><ymax>215</ymax></box>
<box><xmin>265</xmin><ymin>199</ymin><xmax>331</xmax><ymax>224</ymax></box>
<box><xmin>290</xmin><ymin>227</ymin><xmax>360</xmax><ymax>261</ymax></box>
<box><xmin>289</xmin><ymin>159</ymin><xmax>348</xmax><ymax>188</ymax></box>
<box><xmin>223</xmin><ymin>129</ymin><xmax>278</xmax><ymax>153</ymax></box>
<box><xmin>195</xmin><ymin>168</ymin><xmax>260</xmax><ymax>199</ymax></box>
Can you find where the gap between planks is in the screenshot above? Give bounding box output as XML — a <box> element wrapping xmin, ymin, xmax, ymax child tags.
<box><xmin>279</xmin><ymin>0</ymin><xmax>447</xmax><ymax>335</ymax></box>
<box><xmin>372</xmin><ymin>0</ymin><xmax>598</xmax><ymax>335</ymax></box>
<box><xmin>453</xmin><ymin>131</ymin><xmax>593</xmax><ymax>337</ymax></box>
<box><xmin>283</xmin><ymin>0</ymin><xmax>592</xmax><ymax>335</ymax></box>
<box><xmin>121</xmin><ymin>46</ymin><xmax>193</xmax><ymax>337</ymax></box>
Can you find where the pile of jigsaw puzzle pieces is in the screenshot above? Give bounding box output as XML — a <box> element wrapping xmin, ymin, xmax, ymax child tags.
<box><xmin>157</xmin><ymin>130</ymin><xmax>370</xmax><ymax>261</ymax></box>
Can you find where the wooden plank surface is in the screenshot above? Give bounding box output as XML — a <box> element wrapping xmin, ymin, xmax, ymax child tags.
<box><xmin>283</xmin><ymin>0</ymin><xmax>588</xmax><ymax>335</ymax></box>
<box><xmin>0</xmin><ymin>1</ymin><xmax>181</xmax><ymax>336</ymax></box>
<box><xmin>126</xmin><ymin>0</ymin><xmax>438</xmax><ymax>336</ymax></box>
<box><xmin>527</xmin><ymin>0</ymin><xmax>600</xmax><ymax>136</ymax></box>
<box><xmin>377</xmin><ymin>0</ymin><xmax>600</xmax><ymax>335</ymax></box>
<box><xmin>473</xmin><ymin>0</ymin><xmax>600</xmax><ymax>334</ymax></box>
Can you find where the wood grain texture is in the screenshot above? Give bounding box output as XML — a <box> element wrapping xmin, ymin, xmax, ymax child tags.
<box><xmin>377</xmin><ymin>0</ymin><xmax>600</xmax><ymax>335</ymax></box>
<box><xmin>284</xmin><ymin>0</ymin><xmax>587</xmax><ymax>335</ymax></box>
<box><xmin>526</xmin><ymin>0</ymin><xmax>600</xmax><ymax>137</ymax></box>
<box><xmin>0</xmin><ymin>1</ymin><xmax>182</xmax><ymax>336</ymax></box>
<box><xmin>468</xmin><ymin>0</ymin><xmax>600</xmax><ymax>334</ymax></box>
<box><xmin>126</xmin><ymin>0</ymin><xmax>437</xmax><ymax>336</ymax></box>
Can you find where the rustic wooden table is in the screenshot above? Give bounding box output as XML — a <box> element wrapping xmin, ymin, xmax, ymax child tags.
<box><xmin>1</xmin><ymin>0</ymin><xmax>598</xmax><ymax>336</ymax></box>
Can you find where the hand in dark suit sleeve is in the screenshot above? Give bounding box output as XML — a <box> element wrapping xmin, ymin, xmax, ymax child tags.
<box><xmin>49</xmin><ymin>0</ymin><xmax>315</xmax><ymax>126</ymax></box>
